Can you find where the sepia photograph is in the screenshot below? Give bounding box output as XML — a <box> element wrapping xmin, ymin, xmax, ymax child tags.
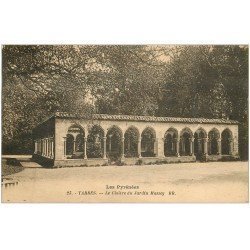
<box><xmin>1</xmin><ymin>1</ymin><xmax>250</xmax><ymax>250</ymax></box>
<box><xmin>1</xmin><ymin>45</ymin><xmax>248</xmax><ymax>202</ymax></box>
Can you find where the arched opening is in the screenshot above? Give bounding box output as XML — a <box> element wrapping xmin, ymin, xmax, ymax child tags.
<box><xmin>222</xmin><ymin>129</ymin><xmax>232</xmax><ymax>155</ymax></box>
<box><xmin>106</xmin><ymin>126</ymin><xmax>122</xmax><ymax>161</ymax></box>
<box><xmin>141</xmin><ymin>127</ymin><xmax>156</xmax><ymax>157</ymax></box>
<box><xmin>180</xmin><ymin>128</ymin><xmax>192</xmax><ymax>156</ymax></box>
<box><xmin>124</xmin><ymin>127</ymin><xmax>139</xmax><ymax>158</ymax></box>
<box><xmin>87</xmin><ymin>125</ymin><xmax>104</xmax><ymax>158</ymax></box>
<box><xmin>164</xmin><ymin>128</ymin><xmax>178</xmax><ymax>156</ymax></box>
<box><xmin>194</xmin><ymin>128</ymin><xmax>207</xmax><ymax>160</ymax></box>
<box><xmin>208</xmin><ymin>129</ymin><xmax>220</xmax><ymax>155</ymax></box>
<box><xmin>66</xmin><ymin>125</ymin><xmax>85</xmax><ymax>158</ymax></box>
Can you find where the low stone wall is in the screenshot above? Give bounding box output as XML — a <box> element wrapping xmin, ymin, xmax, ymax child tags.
<box><xmin>53</xmin><ymin>156</ymin><xmax>196</xmax><ymax>167</ymax></box>
<box><xmin>206</xmin><ymin>155</ymin><xmax>222</xmax><ymax>161</ymax></box>
<box><xmin>161</xmin><ymin>156</ymin><xmax>196</xmax><ymax>163</ymax></box>
<box><xmin>206</xmin><ymin>154</ymin><xmax>239</xmax><ymax>162</ymax></box>
<box><xmin>124</xmin><ymin>156</ymin><xmax>196</xmax><ymax>165</ymax></box>
<box><xmin>33</xmin><ymin>154</ymin><xmax>238</xmax><ymax>168</ymax></box>
<box><xmin>54</xmin><ymin>158</ymin><xmax>108</xmax><ymax>167</ymax></box>
<box><xmin>32</xmin><ymin>154</ymin><xmax>54</xmax><ymax>167</ymax></box>
<box><xmin>123</xmin><ymin>157</ymin><xmax>140</xmax><ymax>165</ymax></box>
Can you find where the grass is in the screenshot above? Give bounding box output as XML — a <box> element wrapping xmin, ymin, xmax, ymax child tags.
<box><xmin>1</xmin><ymin>158</ymin><xmax>24</xmax><ymax>176</ymax></box>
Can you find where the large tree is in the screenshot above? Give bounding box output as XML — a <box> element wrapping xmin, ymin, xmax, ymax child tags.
<box><xmin>158</xmin><ymin>45</ymin><xmax>248</xmax><ymax>159</ymax></box>
<box><xmin>2</xmin><ymin>45</ymin><xmax>248</xmax><ymax>159</ymax></box>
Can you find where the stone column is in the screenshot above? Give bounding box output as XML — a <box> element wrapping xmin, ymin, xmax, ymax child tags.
<box><xmin>44</xmin><ymin>139</ymin><xmax>46</xmax><ymax>157</ymax></box>
<box><xmin>35</xmin><ymin>140</ymin><xmax>37</xmax><ymax>154</ymax></box>
<box><xmin>50</xmin><ymin>138</ymin><xmax>52</xmax><ymax>157</ymax></box>
<box><xmin>51</xmin><ymin>137</ymin><xmax>54</xmax><ymax>158</ymax></box>
<box><xmin>47</xmin><ymin>138</ymin><xmax>49</xmax><ymax>157</ymax></box>
<box><xmin>162</xmin><ymin>137</ymin><xmax>166</xmax><ymax>157</ymax></box>
<box><xmin>189</xmin><ymin>138</ymin><xmax>194</xmax><ymax>156</ymax></box>
<box><xmin>84</xmin><ymin>137</ymin><xmax>87</xmax><ymax>159</ymax></box>
<box><xmin>42</xmin><ymin>139</ymin><xmax>44</xmax><ymax>156</ymax></box>
<box><xmin>229</xmin><ymin>139</ymin><xmax>233</xmax><ymax>155</ymax></box>
<box><xmin>45</xmin><ymin>139</ymin><xmax>47</xmax><ymax>156</ymax></box>
<box><xmin>191</xmin><ymin>137</ymin><xmax>195</xmax><ymax>156</ymax></box>
<box><xmin>38</xmin><ymin>140</ymin><xmax>40</xmax><ymax>154</ymax></box>
<box><xmin>138</xmin><ymin>137</ymin><xmax>142</xmax><ymax>158</ymax></box>
<box><xmin>154</xmin><ymin>138</ymin><xmax>158</xmax><ymax>157</ymax></box>
<box><xmin>50</xmin><ymin>138</ymin><xmax>52</xmax><ymax>158</ymax></box>
<box><xmin>103</xmin><ymin>136</ymin><xmax>107</xmax><ymax>159</ymax></box>
<box><xmin>73</xmin><ymin>139</ymin><xmax>76</xmax><ymax>153</ymax></box>
<box><xmin>204</xmin><ymin>137</ymin><xmax>208</xmax><ymax>155</ymax></box>
<box><xmin>46</xmin><ymin>138</ymin><xmax>48</xmax><ymax>157</ymax></box>
<box><xmin>217</xmin><ymin>138</ymin><xmax>222</xmax><ymax>155</ymax></box>
<box><xmin>175</xmin><ymin>138</ymin><xmax>180</xmax><ymax>157</ymax></box>
<box><xmin>48</xmin><ymin>138</ymin><xmax>50</xmax><ymax>157</ymax></box>
<box><xmin>121</xmin><ymin>137</ymin><xmax>125</xmax><ymax>159</ymax></box>
<box><xmin>34</xmin><ymin>140</ymin><xmax>37</xmax><ymax>154</ymax></box>
<box><xmin>63</xmin><ymin>137</ymin><xmax>67</xmax><ymax>158</ymax></box>
<box><xmin>48</xmin><ymin>138</ymin><xmax>51</xmax><ymax>157</ymax></box>
<box><xmin>43</xmin><ymin>139</ymin><xmax>44</xmax><ymax>156</ymax></box>
<box><xmin>108</xmin><ymin>135</ymin><xmax>112</xmax><ymax>152</ymax></box>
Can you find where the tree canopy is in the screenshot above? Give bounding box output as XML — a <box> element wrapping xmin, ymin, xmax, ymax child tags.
<box><xmin>2</xmin><ymin>45</ymin><xmax>248</xmax><ymax>159</ymax></box>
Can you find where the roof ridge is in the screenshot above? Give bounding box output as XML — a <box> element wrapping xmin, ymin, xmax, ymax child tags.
<box><xmin>53</xmin><ymin>112</ymin><xmax>238</xmax><ymax>124</ymax></box>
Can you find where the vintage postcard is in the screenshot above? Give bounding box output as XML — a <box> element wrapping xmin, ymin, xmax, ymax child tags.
<box><xmin>1</xmin><ymin>45</ymin><xmax>248</xmax><ymax>202</ymax></box>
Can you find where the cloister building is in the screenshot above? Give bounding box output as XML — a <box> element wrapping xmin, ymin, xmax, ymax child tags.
<box><xmin>32</xmin><ymin>112</ymin><xmax>239</xmax><ymax>167</ymax></box>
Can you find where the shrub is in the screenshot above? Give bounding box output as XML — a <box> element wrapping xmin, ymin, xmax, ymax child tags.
<box><xmin>117</xmin><ymin>161</ymin><xmax>126</xmax><ymax>166</ymax></box>
<box><xmin>218</xmin><ymin>156</ymin><xmax>240</xmax><ymax>162</ymax></box>
<box><xmin>102</xmin><ymin>162</ymin><xmax>109</xmax><ymax>166</ymax></box>
<box><xmin>135</xmin><ymin>159</ymin><xmax>143</xmax><ymax>165</ymax></box>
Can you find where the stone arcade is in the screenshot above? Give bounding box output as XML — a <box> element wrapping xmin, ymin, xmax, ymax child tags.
<box><xmin>32</xmin><ymin>112</ymin><xmax>239</xmax><ymax>167</ymax></box>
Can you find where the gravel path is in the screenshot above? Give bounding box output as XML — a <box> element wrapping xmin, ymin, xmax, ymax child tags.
<box><xmin>2</xmin><ymin>161</ymin><xmax>248</xmax><ymax>203</ymax></box>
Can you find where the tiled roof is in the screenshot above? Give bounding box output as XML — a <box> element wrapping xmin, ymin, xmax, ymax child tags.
<box><xmin>54</xmin><ymin>112</ymin><xmax>238</xmax><ymax>124</ymax></box>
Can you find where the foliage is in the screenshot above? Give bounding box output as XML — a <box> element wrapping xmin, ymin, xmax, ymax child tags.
<box><xmin>86</xmin><ymin>126</ymin><xmax>104</xmax><ymax>158</ymax></box>
<box><xmin>124</xmin><ymin>128</ymin><xmax>139</xmax><ymax>157</ymax></box>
